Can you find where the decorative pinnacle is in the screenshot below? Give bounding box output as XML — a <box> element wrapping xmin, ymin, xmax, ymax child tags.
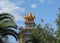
<box><xmin>24</xmin><ymin>12</ymin><xmax>35</xmax><ymax>21</ymax></box>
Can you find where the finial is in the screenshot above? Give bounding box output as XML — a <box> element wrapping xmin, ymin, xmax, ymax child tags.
<box><xmin>24</xmin><ymin>12</ymin><xmax>35</xmax><ymax>21</ymax></box>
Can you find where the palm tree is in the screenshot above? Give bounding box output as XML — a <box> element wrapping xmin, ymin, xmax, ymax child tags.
<box><xmin>0</xmin><ymin>13</ymin><xmax>18</xmax><ymax>43</ymax></box>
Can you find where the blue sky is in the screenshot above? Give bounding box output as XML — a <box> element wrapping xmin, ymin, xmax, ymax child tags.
<box><xmin>0</xmin><ymin>0</ymin><xmax>60</xmax><ymax>43</ymax></box>
<box><xmin>14</xmin><ymin>0</ymin><xmax>60</xmax><ymax>30</ymax></box>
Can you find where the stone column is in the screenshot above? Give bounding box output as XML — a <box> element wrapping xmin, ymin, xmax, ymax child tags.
<box><xmin>19</xmin><ymin>34</ymin><xmax>23</xmax><ymax>43</ymax></box>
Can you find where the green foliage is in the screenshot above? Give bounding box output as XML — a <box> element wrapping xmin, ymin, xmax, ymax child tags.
<box><xmin>0</xmin><ymin>13</ymin><xmax>18</xmax><ymax>43</ymax></box>
<box><xmin>56</xmin><ymin>8</ymin><xmax>60</xmax><ymax>43</ymax></box>
<box><xmin>31</xmin><ymin>8</ymin><xmax>60</xmax><ymax>43</ymax></box>
<box><xmin>0</xmin><ymin>13</ymin><xmax>17</xmax><ymax>29</ymax></box>
<box><xmin>31</xmin><ymin>24</ymin><xmax>56</xmax><ymax>43</ymax></box>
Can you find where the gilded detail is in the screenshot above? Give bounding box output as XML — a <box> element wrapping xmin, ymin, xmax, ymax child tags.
<box><xmin>24</xmin><ymin>13</ymin><xmax>35</xmax><ymax>21</ymax></box>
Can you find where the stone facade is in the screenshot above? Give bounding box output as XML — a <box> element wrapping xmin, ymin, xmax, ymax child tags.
<box><xmin>18</xmin><ymin>13</ymin><xmax>35</xmax><ymax>43</ymax></box>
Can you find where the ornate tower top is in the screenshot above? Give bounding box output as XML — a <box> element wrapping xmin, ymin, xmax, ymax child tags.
<box><xmin>24</xmin><ymin>12</ymin><xmax>35</xmax><ymax>29</ymax></box>
<box><xmin>24</xmin><ymin>12</ymin><xmax>35</xmax><ymax>21</ymax></box>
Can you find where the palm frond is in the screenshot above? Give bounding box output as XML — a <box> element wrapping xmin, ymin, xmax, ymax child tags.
<box><xmin>1</xmin><ymin>29</ymin><xmax>19</xmax><ymax>40</ymax></box>
<box><xmin>0</xmin><ymin>13</ymin><xmax>14</xmax><ymax>19</ymax></box>
<box><xmin>0</xmin><ymin>13</ymin><xmax>18</xmax><ymax>29</ymax></box>
<box><xmin>0</xmin><ymin>13</ymin><xmax>18</xmax><ymax>41</ymax></box>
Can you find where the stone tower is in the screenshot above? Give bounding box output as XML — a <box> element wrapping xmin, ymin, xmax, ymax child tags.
<box><xmin>18</xmin><ymin>12</ymin><xmax>35</xmax><ymax>43</ymax></box>
<box><xmin>24</xmin><ymin>12</ymin><xmax>35</xmax><ymax>29</ymax></box>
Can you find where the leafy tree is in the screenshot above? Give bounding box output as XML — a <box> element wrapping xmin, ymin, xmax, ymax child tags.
<box><xmin>0</xmin><ymin>13</ymin><xmax>18</xmax><ymax>43</ymax></box>
<box><xmin>56</xmin><ymin>8</ymin><xmax>60</xmax><ymax>43</ymax></box>
<box><xmin>31</xmin><ymin>23</ymin><xmax>55</xmax><ymax>43</ymax></box>
<box><xmin>31</xmin><ymin>24</ymin><xmax>43</xmax><ymax>43</ymax></box>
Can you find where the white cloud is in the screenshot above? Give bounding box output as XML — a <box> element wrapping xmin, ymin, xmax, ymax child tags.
<box><xmin>48</xmin><ymin>0</ymin><xmax>55</xmax><ymax>5</ymax></box>
<box><xmin>48</xmin><ymin>2</ymin><xmax>54</xmax><ymax>5</ymax></box>
<box><xmin>30</xmin><ymin>4</ymin><xmax>37</xmax><ymax>9</ymax></box>
<box><xmin>39</xmin><ymin>0</ymin><xmax>45</xmax><ymax>3</ymax></box>
<box><xmin>14</xmin><ymin>14</ymin><xmax>24</xmax><ymax>21</ymax></box>
<box><xmin>39</xmin><ymin>0</ymin><xmax>54</xmax><ymax>5</ymax></box>
<box><xmin>0</xmin><ymin>0</ymin><xmax>25</xmax><ymax>21</ymax></box>
<box><xmin>16</xmin><ymin>0</ymin><xmax>25</xmax><ymax>6</ymax></box>
<box><xmin>20</xmin><ymin>0</ymin><xmax>25</xmax><ymax>3</ymax></box>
